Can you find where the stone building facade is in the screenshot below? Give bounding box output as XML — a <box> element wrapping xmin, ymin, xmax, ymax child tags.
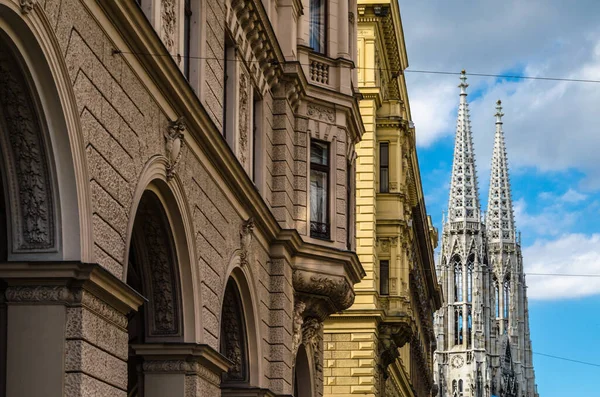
<box><xmin>433</xmin><ymin>73</ymin><xmax>539</xmax><ymax>397</ymax></box>
<box><xmin>323</xmin><ymin>2</ymin><xmax>442</xmax><ymax>396</ymax></box>
<box><xmin>0</xmin><ymin>0</ymin><xmax>365</xmax><ymax>396</ymax></box>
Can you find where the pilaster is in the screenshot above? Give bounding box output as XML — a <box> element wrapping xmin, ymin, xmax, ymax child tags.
<box><xmin>0</xmin><ymin>262</ymin><xmax>143</xmax><ymax>397</ymax></box>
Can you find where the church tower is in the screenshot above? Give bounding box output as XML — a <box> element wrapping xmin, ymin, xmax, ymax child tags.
<box><xmin>434</xmin><ymin>73</ymin><xmax>539</xmax><ymax>397</ymax></box>
<box><xmin>434</xmin><ymin>71</ymin><xmax>492</xmax><ymax>397</ymax></box>
<box><xmin>486</xmin><ymin>100</ymin><xmax>538</xmax><ymax>397</ymax></box>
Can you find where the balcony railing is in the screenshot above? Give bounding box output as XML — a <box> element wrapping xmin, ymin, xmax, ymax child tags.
<box><xmin>309</xmin><ymin>59</ymin><xmax>330</xmax><ymax>85</ymax></box>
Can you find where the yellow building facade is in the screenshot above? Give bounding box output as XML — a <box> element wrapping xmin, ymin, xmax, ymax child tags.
<box><xmin>323</xmin><ymin>2</ymin><xmax>443</xmax><ymax>396</ymax></box>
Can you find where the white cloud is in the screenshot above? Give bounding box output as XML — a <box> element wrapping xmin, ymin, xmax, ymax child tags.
<box><xmin>513</xmin><ymin>198</ymin><xmax>579</xmax><ymax>237</ymax></box>
<box><xmin>400</xmin><ymin>0</ymin><xmax>600</xmax><ymax>188</ymax></box>
<box><xmin>560</xmin><ymin>189</ymin><xmax>588</xmax><ymax>204</ymax></box>
<box><xmin>523</xmin><ymin>234</ymin><xmax>600</xmax><ymax>299</ymax></box>
<box><xmin>537</xmin><ymin>188</ymin><xmax>587</xmax><ymax>204</ymax></box>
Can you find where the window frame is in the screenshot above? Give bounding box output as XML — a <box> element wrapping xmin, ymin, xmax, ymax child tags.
<box><xmin>310</xmin><ymin>140</ymin><xmax>331</xmax><ymax>240</ymax></box>
<box><xmin>379</xmin><ymin>142</ymin><xmax>389</xmax><ymax>193</ymax></box>
<box><xmin>379</xmin><ymin>259</ymin><xmax>389</xmax><ymax>295</ymax></box>
<box><xmin>183</xmin><ymin>0</ymin><xmax>192</xmax><ymax>79</ymax></box>
<box><xmin>309</xmin><ymin>0</ymin><xmax>327</xmax><ymax>54</ymax></box>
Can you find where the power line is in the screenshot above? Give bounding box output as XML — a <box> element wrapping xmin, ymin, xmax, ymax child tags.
<box><xmin>403</xmin><ymin>69</ymin><xmax>600</xmax><ymax>84</ymax></box>
<box><xmin>112</xmin><ymin>50</ymin><xmax>600</xmax><ymax>85</ymax></box>
<box><xmin>532</xmin><ymin>352</ymin><xmax>600</xmax><ymax>368</ymax></box>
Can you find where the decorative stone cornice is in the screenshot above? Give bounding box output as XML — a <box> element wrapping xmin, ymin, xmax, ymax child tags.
<box><xmin>226</xmin><ymin>0</ymin><xmax>286</xmax><ymax>94</ymax></box>
<box><xmin>132</xmin><ymin>343</ymin><xmax>231</xmax><ymax>386</ymax></box>
<box><xmin>1</xmin><ymin>262</ymin><xmax>144</xmax><ymax>327</ymax></box>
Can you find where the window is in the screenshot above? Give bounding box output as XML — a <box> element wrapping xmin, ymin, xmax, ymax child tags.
<box><xmin>503</xmin><ymin>278</ymin><xmax>510</xmax><ymax>319</ymax></box>
<box><xmin>252</xmin><ymin>89</ymin><xmax>262</xmax><ymax>182</ymax></box>
<box><xmin>309</xmin><ymin>0</ymin><xmax>326</xmax><ymax>53</ymax></box>
<box><xmin>459</xmin><ymin>379</ymin><xmax>463</xmax><ymax>397</ymax></box>
<box><xmin>183</xmin><ymin>0</ymin><xmax>192</xmax><ymax>79</ymax></box>
<box><xmin>458</xmin><ymin>311</ymin><xmax>463</xmax><ymax>345</ymax></box>
<box><xmin>346</xmin><ymin>160</ymin><xmax>353</xmax><ymax>250</ymax></box>
<box><xmin>379</xmin><ymin>142</ymin><xmax>389</xmax><ymax>193</ymax></box>
<box><xmin>494</xmin><ymin>280</ymin><xmax>500</xmax><ymax>318</ymax></box>
<box><xmin>223</xmin><ymin>37</ymin><xmax>235</xmax><ymax>139</ymax></box>
<box><xmin>467</xmin><ymin>255</ymin><xmax>474</xmax><ymax>302</ymax></box>
<box><xmin>310</xmin><ymin>141</ymin><xmax>330</xmax><ymax>239</ymax></box>
<box><xmin>454</xmin><ymin>257</ymin><xmax>462</xmax><ymax>302</ymax></box>
<box><xmin>467</xmin><ymin>308</ymin><xmax>472</xmax><ymax>347</ymax></box>
<box><xmin>380</xmin><ymin>260</ymin><xmax>389</xmax><ymax>295</ymax></box>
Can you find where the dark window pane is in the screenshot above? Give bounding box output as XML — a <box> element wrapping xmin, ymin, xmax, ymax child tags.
<box><xmin>380</xmin><ymin>260</ymin><xmax>389</xmax><ymax>295</ymax></box>
<box><xmin>310</xmin><ymin>140</ymin><xmax>329</xmax><ymax>239</ymax></box>
<box><xmin>311</xmin><ymin>141</ymin><xmax>329</xmax><ymax>166</ymax></box>
<box><xmin>380</xmin><ymin>143</ymin><xmax>389</xmax><ymax>193</ymax></box>
<box><xmin>183</xmin><ymin>0</ymin><xmax>192</xmax><ymax>79</ymax></box>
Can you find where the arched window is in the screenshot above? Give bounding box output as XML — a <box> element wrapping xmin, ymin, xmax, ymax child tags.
<box><xmin>454</xmin><ymin>257</ymin><xmax>463</xmax><ymax>302</ymax></box>
<box><xmin>467</xmin><ymin>307</ymin><xmax>472</xmax><ymax>347</ymax></box>
<box><xmin>467</xmin><ymin>255</ymin><xmax>474</xmax><ymax>302</ymax></box>
<box><xmin>494</xmin><ymin>280</ymin><xmax>500</xmax><ymax>318</ymax></box>
<box><xmin>220</xmin><ymin>278</ymin><xmax>249</xmax><ymax>384</ymax></box>
<box><xmin>452</xmin><ymin>380</ymin><xmax>458</xmax><ymax>397</ymax></box>
<box><xmin>459</xmin><ymin>379</ymin><xmax>464</xmax><ymax>396</ymax></box>
<box><xmin>503</xmin><ymin>278</ymin><xmax>511</xmax><ymax>320</ymax></box>
<box><xmin>454</xmin><ymin>308</ymin><xmax>460</xmax><ymax>346</ymax></box>
<box><xmin>458</xmin><ymin>311</ymin><xmax>463</xmax><ymax>345</ymax></box>
<box><xmin>126</xmin><ymin>190</ymin><xmax>184</xmax><ymax>396</ymax></box>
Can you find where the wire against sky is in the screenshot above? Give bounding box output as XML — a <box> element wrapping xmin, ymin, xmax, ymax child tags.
<box><xmin>112</xmin><ymin>50</ymin><xmax>600</xmax><ymax>85</ymax></box>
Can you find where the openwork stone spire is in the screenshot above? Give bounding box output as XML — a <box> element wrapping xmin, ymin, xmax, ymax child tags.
<box><xmin>486</xmin><ymin>100</ymin><xmax>516</xmax><ymax>244</ymax></box>
<box><xmin>447</xmin><ymin>71</ymin><xmax>481</xmax><ymax>223</ymax></box>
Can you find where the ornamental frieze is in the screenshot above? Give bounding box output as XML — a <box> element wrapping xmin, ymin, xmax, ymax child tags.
<box><xmin>307</xmin><ymin>104</ymin><xmax>335</xmax><ymax>123</ymax></box>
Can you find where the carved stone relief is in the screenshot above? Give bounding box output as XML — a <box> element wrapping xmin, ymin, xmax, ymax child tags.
<box><xmin>239</xmin><ymin>217</ymin><xmax>254</xmax><ymax>267</ymax></box>
<box><xmin>238</xmin><ymin>72</ymin><xmax>250</xmax><ymax>169</ymax></box>
<box><xmin>307</xmin><ymin>104</ymin><xmax>335</xmax><ymax>123</ymax></box>
<box><xmin>291</xmin><ymin>300</ymin><xmax>306</xmax><ymax>359</ymax></box>
<box><xmin>0</xmin><ymin>37</ymin><xmax>55</xmax><ymax>252</ymax></box>
<box><xmin>20</xmin><ymin>0</ymin><xmax>35</xmax><ymax>14</ymax></box>
<box><xmin>161</xmin><ymin>0</ymin><xmax>177</xmax><ymax>53</ymax></box>
<box><xmin>302</xmin><ymin>317</ymin><xmax>323</xmax><ymax>373</ymax></box>
<box><xmin>292</xmin><ymin>270</ymin><xmax>355</xmax><ymax>315</ymax></box>
<box><xmin>164</xmin><ymin>117</ymin><xmax>185</xmax><ymax>180</ymax></box>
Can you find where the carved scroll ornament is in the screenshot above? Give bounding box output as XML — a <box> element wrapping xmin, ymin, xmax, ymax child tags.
<box><xmin>292</xmin><ymin>270</ymin><xmax>355</xmax><ymax>315</ymax></box>
<box><xmin>164</xmin><ymin>117</ymin><xmax>185</xmax><ymax>180</ymax></box>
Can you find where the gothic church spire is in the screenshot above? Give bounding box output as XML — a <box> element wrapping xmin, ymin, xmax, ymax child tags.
<box><xmin>447</xmin><ymin>71</ymin><xmax>481</xmax><ymax>223</ymax></box>
<box><xmin>486</xmin><ymin>100</ymin><xmax>516</xmax><ymax>244</ymax></box>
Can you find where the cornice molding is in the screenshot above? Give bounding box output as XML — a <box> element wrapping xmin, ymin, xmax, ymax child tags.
<box><xmin>0</xmin><ymin>261</ymin><xmax>144</xmax><ymax>316</ymax></box>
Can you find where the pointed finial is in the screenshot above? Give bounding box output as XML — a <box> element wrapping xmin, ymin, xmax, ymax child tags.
<box><xmin>459</xmin><ymin>70</ymin><xmax>469</xmax><ymax>95</ymax></box>
<box><xmin>495</xmin><ymin>100</ymin><xmax>504</xmax><ymax>124</ymax></box>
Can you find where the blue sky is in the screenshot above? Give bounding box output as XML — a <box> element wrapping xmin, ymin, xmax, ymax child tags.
<box><xmin>399</xmin><ymin>1</ymin><xmax>600</xmax><ymax>395</ymax></box>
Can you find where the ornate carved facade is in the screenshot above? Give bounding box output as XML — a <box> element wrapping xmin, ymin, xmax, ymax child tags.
<box><xmin>0</xmin><ymin>0</ymin><xmax>365</xmax><ymax>396</ymax></box>
<box><xmin>434</xmin><ymin>73</ymin><xmax>539</xmax><ymax>397</ymax></box>
<box><xmin>323</xmin><ymin>2</ymin><xmax>442</xmax><ymax>396</ymax></box>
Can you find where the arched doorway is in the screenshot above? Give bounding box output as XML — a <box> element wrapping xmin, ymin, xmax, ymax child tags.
<box><xmin>294</xmin><ymin>344</ymin><xmax>313</xmax><ymax>397</ymax></box>
<box><xmin>220</xmin><ymin>277</ymin><xmax>249</xmax><ymax>388</ymax></box>
<box><xmin>126</xmin><ymin>190</ymin><xmax>184</xmax><ymax>396</ymax></box>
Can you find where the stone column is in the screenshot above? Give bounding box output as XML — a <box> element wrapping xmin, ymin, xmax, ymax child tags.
<box><xmin>0</xmin><ymin>262</ymin><xmax>143</xmax><ymax>397</ymax></box>
<box><xmin>337</xmin><ymin>0</ymin><xmax>349</xmax><ymax>58</ymax></box>
<box><xmin>133</xmin><ymin>344</ymin><xmax>229</xmax><ymax>397</ymax></box>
